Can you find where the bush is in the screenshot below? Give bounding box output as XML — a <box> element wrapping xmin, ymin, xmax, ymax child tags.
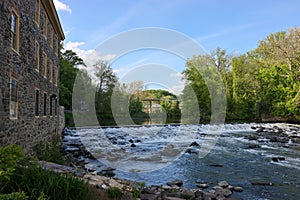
<box><xmin>36</xmin><ymin>134</ymin><xmax>65</xmax><ymax>165</ymax></box>
<box><xmin>0</xmin><ymin>145</ymin><xmax>28</xmax><ymax>192</ymax></box>
<box><xmin>0</xmin><ymin>145</ymin><xmax>91</xmax><ymax>200</ymax></box>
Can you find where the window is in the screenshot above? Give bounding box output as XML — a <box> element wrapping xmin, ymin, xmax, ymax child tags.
<box><xmin>35</xmin><ymin>89</ymin><xmax>39</xmax><ymax>117</ymax></box>
<box><xmin>49</xmin><ymin>27</ymin><xmax>53</xmax><ymax>48</ymax></box>
<box><xmin>35</xmin><ymin>41</ymin><xmax>39</xmax><ymax>71</ymax></box>
<box><xmin>10</xmin><ymin>78</ymin><xmax>18</xmax><ymax>119</ymax></box>
<box><xmin>43</xmin><ymin>93</ymin><xmax>47</xmax><ymax>116</ymax></box>
<box><xmin>43</xmin><ymin>12</ymin><xmax>47</xmax><ymax>37</ymax></box>
<box><xmin>43</xmin><ymin>51</ymin><xmax>47</xmax><ymax>78</ymax></box>
<box><xmin>35</xmin><ymin>0</ymin><xmax>40</xmax><ymax>25</ymax></box>
<box><xmin>55</xmin><ymin>98</ymin><xmax>58</xmax><ymax>116</ymax></box>
<box><xmin>11</xmin><ymin>10</ymin><xmax>19</xmax><ymax>52</ymax></box>
<box><xmin>50</xmin><ymin>95</ymin><xmax>53</xmax><ymax>116</ymax></box>
<box><xmin>49</xmin><ymin>61</ymin><xmax>53</xmax><ymax>82</ymax></box>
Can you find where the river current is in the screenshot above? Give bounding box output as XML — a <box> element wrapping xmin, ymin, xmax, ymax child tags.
<box><xmin>65</xmin><ymin>123</ymin><xmax>300</xmax><ymax>199</ymax></box>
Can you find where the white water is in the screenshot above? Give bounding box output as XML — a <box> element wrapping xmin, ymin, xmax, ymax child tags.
<box><xmin>67</xmin><ymin>123</ymin><xmax>300</xmax><ymax>199</ymax></box>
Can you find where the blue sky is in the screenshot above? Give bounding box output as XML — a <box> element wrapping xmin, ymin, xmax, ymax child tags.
<box><xmin>54</xmin><ymin>0</ymin><xmax>300</xmax><ymax>94</ymax></box>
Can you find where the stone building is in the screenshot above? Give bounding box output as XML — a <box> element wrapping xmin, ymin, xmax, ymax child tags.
<box><xmin>0</xmin><ymin>0</ymin><xmax>65</xmax><ymax>153</ymax></box>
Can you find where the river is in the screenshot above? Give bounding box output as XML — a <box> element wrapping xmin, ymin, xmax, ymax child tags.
<box><xmin>64</xmin><ymin>123</ymin><xmax>300</xmax><ymax>200</ymax></box>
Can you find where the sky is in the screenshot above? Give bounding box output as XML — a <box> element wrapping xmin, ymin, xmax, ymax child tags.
<box><xmin>53</xmin><ymin>0</ymin><xmax>300</xmax><ymax>94</ymax></box>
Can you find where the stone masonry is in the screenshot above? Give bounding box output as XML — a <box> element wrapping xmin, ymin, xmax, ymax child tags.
<box><xmin>0</xmin><ymin>0</ymin><xmax>65</xmax><ymax>154</ymax></box>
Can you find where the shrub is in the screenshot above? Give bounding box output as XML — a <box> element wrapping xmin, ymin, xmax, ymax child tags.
<box><xmin>36</xmin><ymin>134</ymin><xmax>65</xmax><ymax>165</ymax></box>
<box><xmin>0</xmin><ymin>145</ymin><xmax>91</xmax><ymax>200</ymax></box>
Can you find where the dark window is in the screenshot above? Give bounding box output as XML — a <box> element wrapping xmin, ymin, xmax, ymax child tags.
<box><xmin>35</xmin><ymin>89</ymin><xmax>39</xmax><ymax>116</ymax></box>
<box><xmin>50</xmin><ymin>96</ymin><xmax>53</xmax><ymax>116</ymax></box>
<box><xmin>43</xmin><ymin>93</ymin><xmax>47</xmax><ymax>116</ymax></box>
<box><xmin>55</xmin><ymin>98</ymin><xmax>57</xmax><ymax>116</ymax></box>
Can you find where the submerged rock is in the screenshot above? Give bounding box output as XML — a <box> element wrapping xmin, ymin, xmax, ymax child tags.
<box><xmin>210</xmin><ymin>164</ymin><xmax>223</xmax><ymax>167</ymax></box>
<box><xmin>247</xmin><ymin>134</ymin><xmax>259</xmax><ymax>140</ymax></box>
<box><xmin>247</xmin><ymin>144</ymin><xmax>261</xmax><ymax>149</ymax></box>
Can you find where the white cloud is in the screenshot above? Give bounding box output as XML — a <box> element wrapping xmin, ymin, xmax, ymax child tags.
<box><xmin>64</xmin><ymin>41</ymin><xmax>117</xmax><ymax>80</ymax></box>
<box><xmin>53</xmin><ymin>0</ymin><xmax>72</xmax><ymax>14</ymax></box>
<box><xmin>169</xmin><ymin>73</ymin><xmax>185</xmax><ymax>95</ymax></box>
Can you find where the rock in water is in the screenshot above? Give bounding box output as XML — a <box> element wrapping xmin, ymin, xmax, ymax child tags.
<box><xmin>167</xmin><ymin>180</ymin><xmax>183</xmax><ymax>187</ymax></box>
<box><xmin>218</xmin><ymin>181</ymin><xmax>229</xmax><ymax>188</ymax></box>
<box><xmin>233</xmin><ymin>186</ymin><xmax>244</xmax><ymax>192</ymax></box>
<box><xmin>189</xmin><ymin>141</ymin><xmax>200</xmax><ymax>147</ymax></box>
<box><xmin>210</xmin><ymin>164</ymin><xmax>223</xmax><ymax>167</ymax></box>
<box><xmin>246</xmin><ymin>144</ymin><xmax>260</xmax><ymax>149</ymax></box>
<box><xmin>197</xmin><ymin>183</ymin><xmax>210</xmax><ymax>188</ymax></box>
<box><xmin>131</xmin><ymin>143</ymin><xmax>136</xmax><ymax>147</ymax></box>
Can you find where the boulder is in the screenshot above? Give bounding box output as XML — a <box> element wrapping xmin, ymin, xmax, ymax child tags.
<box><xmin>292</xmin><ymin>138</ymin><xmax>300</xmax><ymax>144</ymax></box>
<box><xmin>190</xmin><ymin>141</ymin><xmax>200</xmax><ymax>147</ymax></box>
<box><xmin>218</xmin><ymin>181</ymin><xmax>229</xmax><ymax>188</ymax></box>
<box><xmin>131</xmin><ymin>143</ymin><xmax>137</xmax><ymax>147</ymax></box>
<box><xmin>194</xmin><ymin>190</ymin><xmax>204</xmax><ymax>198</ymax></box>
<box><xmin>233</xmin><ymin>186</ymin><xmax>243</xmax><ymax>192</ymax></box>
<box><xmin>140</xmin><ymin>193</ymin><xmax>157</xmax><ymax>200</ymax></box>
<box><xmin>214</xmin><ymin>188</ymin><xmax>232</xmax><ymax>198</ymax></box>
<box><xmin>180</xmin><ymin>189</ymin><xmax>194</xmax><ymax>199</ymax></box>
<box><xmin>197</xmin><ymin>183</ymin><xmax>210</xmax><ymax>189</ymax></box>
<box><xmin>167</xmin><ymin>180</ymin><xmax>183</xmax><ymax>187</ymax></box>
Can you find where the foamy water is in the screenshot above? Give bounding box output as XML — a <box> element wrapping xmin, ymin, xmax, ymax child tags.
<box><xmin>66</xmin><ymin>123</ymin><xmax>300</xmax><ymax>199</ymax></box>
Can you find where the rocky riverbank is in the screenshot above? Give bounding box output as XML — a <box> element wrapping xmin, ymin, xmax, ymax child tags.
<box><xmin>39</xmin><ymin>160</ymin><xmax>245</xmax><ymax>200</ymax></box>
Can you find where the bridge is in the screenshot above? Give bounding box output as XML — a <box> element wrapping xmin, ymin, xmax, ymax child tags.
<box><xmin>141</xmin><ymin>98</ymin><xmax>180</xmax><ymax>113</ymax></box>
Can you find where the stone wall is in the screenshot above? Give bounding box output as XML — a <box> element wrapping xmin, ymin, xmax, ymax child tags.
<box><xmin>58</xmin><ymin>106</ymin><xmax>65</xmax><ymax>135</ymax></box>
<box><xmin>0</xmin><ymin>0</ymin><xmax>64</xmax><ymax>154</ymax></box>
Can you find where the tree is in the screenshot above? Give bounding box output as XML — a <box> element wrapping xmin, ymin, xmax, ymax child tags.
<box><xmin>94</xmin><ymin>60</ymin><xmax>118</xmax><ymax>125</ymax></box>
<box><xmin>182</xmin><ymin>48</ymin><xmax>230</xmax><ymax>123</ymax></box>
<box><xmin>231</xmin><ymin>54</ymin><xmax>260</xmax><ymax>120</ymax></box>
<box><xmin>254</xmin><ymin>28</ymin><xmax>300</xmax><ymax>120</ymax></box>
<box><xmin>59</xmin><ymin>49</ymin><xmax>86</xmax><ymax>111</ymax></box>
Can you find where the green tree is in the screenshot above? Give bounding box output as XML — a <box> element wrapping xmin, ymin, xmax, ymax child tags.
<box><xmin>182</xmin><ymin>48</ymin><xmax>229</xmax><ymax>123</ymax></box>
<box><xmin>254</xmin><ymin>28</ymin><xmax>300</xmax><ymax>120</ymax></box>
<box><xmin>94</xmin><ymin>60</ymin><xmax>118</xmax><ymax>125</ymax></box>
<box><xmin>59</xmin><ymin>50</ymin><xmax>86</xmax><ymax>110</ymax></box>
<box><xmin>231</xmin><ymin>54</ymin><xmax>260</xmax><ymax>120</ymax></box>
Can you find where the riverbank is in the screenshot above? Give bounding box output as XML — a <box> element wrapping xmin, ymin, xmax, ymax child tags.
<box><xmin>39</xmin><ymin>160</ymin><xmax>245</xmax><ymax>200</ymax></box>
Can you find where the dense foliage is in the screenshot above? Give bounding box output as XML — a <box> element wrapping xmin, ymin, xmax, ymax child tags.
<box><xmin>0</xmin><ymin>145</ymin><xmax>91</xmax><ymax>200</ymax></box>
<box><xmin>182</xmin><ymin>28</ymin><xmax>300</xmax><ymax>123</ymax></box>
